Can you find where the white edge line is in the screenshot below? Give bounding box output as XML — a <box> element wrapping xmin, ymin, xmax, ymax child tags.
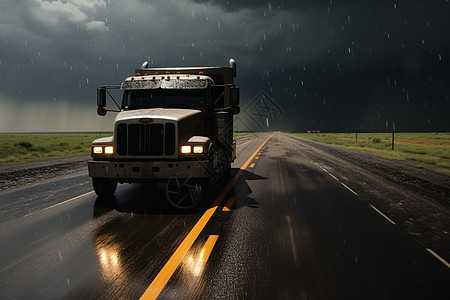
<box><xmin>315</xmin><ymin>163</ymin><xmax>359</xmax><ymax>196</ymax></box>
<box><xmin>339</xmin><ymin>182</ymin><xmax>359</xmax><ymax>196</ymax></box>
<box><xmin>24</xmin><ymin>191</ymin><xmax>95</xmax><ymax>217</ymax></box>
<box><xmin>425</xmin><ymin>248</ymin><xmax>450</xmax><ymax>269</ymax></box>
<box><xmin>369</xmin><ymin>204</ymin><xmax>396</xmax><ymax>225</ymax></box>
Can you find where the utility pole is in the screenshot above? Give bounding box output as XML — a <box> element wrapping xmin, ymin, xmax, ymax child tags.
<box><xmin>391</xmin><ymin>122</ymin><xmax>396</xmax><ymax>151</ymax></box>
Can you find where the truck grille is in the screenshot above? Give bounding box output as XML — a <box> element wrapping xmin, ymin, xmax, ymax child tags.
<box><xmin>116</xmin><ymin>123</ymin><xmax>176</xmax><ymax>156</ymax></box>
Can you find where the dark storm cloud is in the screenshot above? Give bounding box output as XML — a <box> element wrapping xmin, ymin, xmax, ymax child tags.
<box><xmin>0</xmin><ymin>0</ymin><xmax>449</xmax><ymax>131</ymax></box>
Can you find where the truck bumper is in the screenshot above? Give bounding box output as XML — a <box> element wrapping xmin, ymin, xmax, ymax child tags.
<box><xmin>88</xmin><ymin>159</ymin><xmax>210</xmax><ymax>181</ymax></box>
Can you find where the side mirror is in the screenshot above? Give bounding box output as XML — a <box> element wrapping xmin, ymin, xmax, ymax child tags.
<box><xmin>97</xmin><ymin>106</ymin><xmax>107</xmax><ymax>116</ymax></box>
<box><xmin>97</xmin><ymin>87</ymin><xmax>107</xmax><ymax>116</ymax></box>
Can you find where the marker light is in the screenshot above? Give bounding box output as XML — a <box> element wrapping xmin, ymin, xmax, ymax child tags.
<box><xmin>93</xmin><ymin>146</ymin><xmax>103</xmax><ymax>154</ymax></box>
<box><xmin>193</xmin><ymin>146</ymin><xmax>204</xmax><ymax>154</ymax></box>
<box><xmin>181</xmin><ymin>145</ymin><xmax>191</xmax><ymax>154</ymax></box>
<box><xmin>104</xmin><ymin>146</ymin><xmax>114</xmax><ymax>154</ymax></box>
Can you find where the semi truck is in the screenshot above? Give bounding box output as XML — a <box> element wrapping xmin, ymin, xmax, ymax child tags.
<box><xmin>88</xmin><ymin>59</ymin><xmax>240</xmax><ymax>209</ymax></box>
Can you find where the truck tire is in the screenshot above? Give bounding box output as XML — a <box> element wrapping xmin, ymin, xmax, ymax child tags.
<box><xmin>165</xmin><ymin>176</ymin><xmax>204</xmax><ymax>210</ymax></box>
<box><xmin>92</xmin><ymin>177</ymin><xmax>117</xmax><ymax>197</ymax></box>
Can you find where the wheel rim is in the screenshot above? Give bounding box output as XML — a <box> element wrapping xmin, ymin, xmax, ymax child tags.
<box><xmin>165</xmin><ymin>175</ymin><xmax>203</xmax><ymax>209</ymax></box>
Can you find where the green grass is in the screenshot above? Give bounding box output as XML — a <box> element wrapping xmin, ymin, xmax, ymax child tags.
<box><xmin>234</xmin><ymin>132</ymin><xmax>260</xmax><ymax>137</ymax></box>
<box><xmin>290</xmin><ymin>132</ymin><xmax>450</xmax><ymax>175</ymax></box>
<box><xmin>0</xmin><ymin>133</ymin><xmax>111</xmax><ymax>165</ymax></box>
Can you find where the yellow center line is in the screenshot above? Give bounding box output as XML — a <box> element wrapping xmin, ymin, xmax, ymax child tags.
<box><xmin>140</xmin><ymin>132</ymin><xmax>275</xmax><ymax>300</ymax></box>
<box><xmin>249</xmin><ymin>163</ymin><xmax>255</xmax><ymax>168</ymax></box>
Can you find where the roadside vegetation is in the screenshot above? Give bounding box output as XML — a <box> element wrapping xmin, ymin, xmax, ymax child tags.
<box><xmin>233</xmin><ymin>132</ymin><xmax>259</xmax><ymax>137</ymax></box>
<box><xmin>290</xmin><ymin>132</ymin><xmax>450</xmax><ymax>175</ymax></box>
<box><xmin>0</xmin><ymin>133</ymin><xmax>111</xmax><ymax>165</ymax></box>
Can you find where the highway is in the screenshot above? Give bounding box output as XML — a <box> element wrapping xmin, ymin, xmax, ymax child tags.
<box><xmin>0</xmin><ymin>132</ymin><xmax>449</xmax><ymax>299</ymax></box>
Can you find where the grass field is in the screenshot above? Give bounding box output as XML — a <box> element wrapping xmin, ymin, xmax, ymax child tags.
<box><xmin>290</xmin><ymin>132</ymin><xmax>450</xmax><ymax>175</ymax></box>
<box><xmin>0</xmin><ymin>133</ymin><xmax>111</xmax><ymax>165</ymax></box>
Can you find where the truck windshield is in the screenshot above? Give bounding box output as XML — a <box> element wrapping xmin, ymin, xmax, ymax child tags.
<box><xmin>122</xmin><ymin>89</ymin><xmax>206</xmax><ymax>109</ymax></box>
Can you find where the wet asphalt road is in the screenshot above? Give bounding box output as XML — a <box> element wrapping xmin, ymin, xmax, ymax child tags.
<box><xmin>0</xmin><ymin>132</ymin><xmax>449</xmax><ymax>299</ymax></box>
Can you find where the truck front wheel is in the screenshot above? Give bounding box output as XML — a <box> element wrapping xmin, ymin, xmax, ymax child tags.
<box><xmin>92</xmin><ymin>177</ymin><xmax>117</xmax><ymax>197</ymax></box>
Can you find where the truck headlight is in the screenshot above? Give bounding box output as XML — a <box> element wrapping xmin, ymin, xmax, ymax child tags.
<box><xmin>181</xmin><ymin>145</ymin><xmax>192</xmax><ymax>154</ymax></box>
<box><xmin>92</xmin><ymin>146</ymin><xmax>114</xmax><ymax>155</ymax></box>
<box><xmin>193</xmin><ymin>146</ymin><xmax>203</xmax><ymax>154</ymax></box>
<box><xmin>104</xmin><ymin>146</ymin><xmax>114</xmax><ymax>154</ymax></box>
<box><xmin>93</xmin><ymin>146</ymin><xmax>103</xmax><ymax>154</ymax></box>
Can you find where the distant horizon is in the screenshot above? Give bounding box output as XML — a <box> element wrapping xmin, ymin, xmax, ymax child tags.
<box><xmin>2</xmin><ymin>130</ymin><xmax>450</xmax><ymax>134</ymax></box>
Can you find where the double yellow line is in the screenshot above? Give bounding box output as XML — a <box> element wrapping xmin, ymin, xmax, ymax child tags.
<box><xmin>140</xmin><ymin>132</ymin><xmax>275</xmax><ymax>299</ymax></box>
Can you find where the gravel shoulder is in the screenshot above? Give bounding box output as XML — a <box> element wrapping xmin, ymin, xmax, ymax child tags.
<box><xmin>0</xmin><ymin>156</ymin><xmax>89</xmax><ymax>191</ymax></box>
<box><xmin>286</xmin><ymin>134</ymin><xmax>450</xmax><ymax>209</ymax></box>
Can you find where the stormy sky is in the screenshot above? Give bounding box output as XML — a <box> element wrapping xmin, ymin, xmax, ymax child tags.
<box><xmin>0</xmin><ymin>0</ymin><xmax>449</xmax><ymax>132</ymax></box>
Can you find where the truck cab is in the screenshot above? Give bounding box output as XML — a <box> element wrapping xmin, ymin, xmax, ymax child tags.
<box><xmin>88</xmin><ymin>59</ymin><xmax>240</xmax><ymax>209</ymax></box>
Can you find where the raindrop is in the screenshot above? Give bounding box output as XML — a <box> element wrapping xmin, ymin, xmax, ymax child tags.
<box><xmin>260</xmin><ymin>46</ymin><xmax>263</xmax><ymax>52</ymax></box>
<box><xmin>263</xmin><ymin>33</ymin><xmax>266</xmax><ymax>41</ymax></box>
<box><xmin>439</xmin><ymin>54</ymin><xmax>442</xmax><ymax>61</ymax></box>
<box><xmin>192</xmin><ymin>42</ymin><xmax>195</xmax><ymax>47</ymax></box>
<box><xmin>394</xmin><ymin>3</ymin><xmax>397</xmax><ymax>9</ymax></box>
<box><xmin>116</xmin><ymin>64</ymin><xmax>119</xmax><ymax>69</ymax></box>
<box><xmin>86</xmin><ymin>78</ymin><xmax>89</xmax><ymax>85</ymax></box>
<box><xmin>218</xmin><ymin>21</ymin><xmax>221</xmax><ymax>29</ymax></box>
<box><xmin>268</xmin><ymin>2</ymin><xmax>272</xmax><ymax>11</ymax></box>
